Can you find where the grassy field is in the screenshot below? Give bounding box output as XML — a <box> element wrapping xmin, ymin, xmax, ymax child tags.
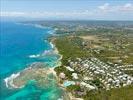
<box><xmin>83</xmin><ymin>85</ymin><xmax>133</xmax><ymax>100</ymax></box>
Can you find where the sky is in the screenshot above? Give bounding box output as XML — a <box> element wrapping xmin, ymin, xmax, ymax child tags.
<box><xmin>1</xmin><ymin>0</ymin><xmax>133</xmax><ymax>21</ymax></box>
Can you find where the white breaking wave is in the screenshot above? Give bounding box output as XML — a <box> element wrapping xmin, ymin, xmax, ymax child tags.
<box><xmin>4</xmin><ymin>73</ymin><xmax>21</xmax><ymax>88</ymax></box>
<box><xmin>29</xmin><ymin>54</ymin><xmax>40</xmax><ymax>58</ymax></box>
<box><xmin>50</xmin><ymin>42</ymin><xmax>54</xmax><ymax>49</ymax></box>
<box><xmin>29</xmin><ymin>50</ymin><xmax>54</xmax><ymax>59</ymax></box>
<box><xmin>43</xmin><ymin>50</ymin><xmax>51</xmax><ymax>54</ymax></box>
<box><xmin>47</xmin><ymin>30</ymin><xmax>55</xmax><ymax>35</ymax></box>
<box><xmin>34</xmin><ymin>24</ymin><xmax>45</xmax><ymax>29</ymax></box>
<box><xmin>29</xmin><ymin>42</ymin><xmax>55</xmax><ymax>59</ymax></box>
<box><xmin>42</xmin><ymin>50</ymin><xmax>54</xmax><ymax>56</ymax></box>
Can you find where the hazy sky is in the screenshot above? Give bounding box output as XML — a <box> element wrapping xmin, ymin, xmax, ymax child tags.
<box><xmin>1</xmin><ymin>0</ymin><xmax>133</xmax><ymax>20</ymax></box>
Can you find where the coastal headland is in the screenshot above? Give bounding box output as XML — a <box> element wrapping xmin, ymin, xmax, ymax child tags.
<box><xmin>4</xmin><ymin>21</ymin><xmax>133</xmax><ymax>100</ymax></box>
<box><xmin>44</xmin><ymin>21</ymin><xmax>133</xmax><ymax>100</ymax></box>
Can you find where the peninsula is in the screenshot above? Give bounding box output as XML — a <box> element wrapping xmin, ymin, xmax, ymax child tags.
<box><xmin>47</xmin><ymin>21</ymin><xmax>133</xmax><ymax>100</ymax></box>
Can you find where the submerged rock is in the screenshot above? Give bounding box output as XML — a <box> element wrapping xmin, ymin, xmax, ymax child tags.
<box><xmin>5</xmin><ymin>62</ymin><xmax>70</xmax><ymax>100</ymax></box>
<box><xmin>5</xmin><ymin>62</ymin><xmax>57</xmax><ymax>89</ymax></box>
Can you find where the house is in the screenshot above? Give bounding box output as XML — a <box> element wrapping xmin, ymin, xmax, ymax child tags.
<box><xmin>72</xmin><ymin>73</ymin><xmax>78</xmax><ymax>79</ymax></box>
<box><xmin>59</xmin><ymin>73</ymin><xmax>66</xmax><ymax>79</ymax></box>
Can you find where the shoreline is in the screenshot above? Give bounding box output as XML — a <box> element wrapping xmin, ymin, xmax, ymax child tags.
<box><xmin>3</xmin><ymin>25</ymin><xmax>73</xmax><ymax>99</ymax></box>
<box><xmin>3</xmin><ymin>38</ymin><xmax>62</xmax><ymax>88</ymax></box>
<box><xmin>3</xmin><ymin>40</ymin><xmax>72</xmax><ymax>99</ymax></box>
<box><xmin>50</xmin><ymin>38</ymin><xmax>83</xmax><ymax>100</ymax></box>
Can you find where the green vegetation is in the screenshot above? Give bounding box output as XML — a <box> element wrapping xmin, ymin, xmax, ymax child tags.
<box><xmin>91</xmin><ymin>79</ymin><xmax>103</xmax><ymax>88</ymax></box>
<box><xmin>66</xmin><ymin>85</ymin><xmax>83</xmax><ymax>98</ymax></box>
<box><xmin>83</xmin><ymin>85</ymin><xmax>133</xmax><ymax>100</ymax></box>
<box><xmin>54</xmin><ymin>36</ymin><xmax>90</xmax><ymax>65</ymax></box>
<box><xmin>54</xmin><ymin>66</ymin><xmax>73</xmax><ymax>79</ymax></box>
<box><xmin>49</xmin><ymin>21</ymin><xmax>133</xmax><ymax>100</ymax></box>
<box><xmin>67</xmin><ymin>85</ymin><xmax>81</xmax><ymax>92</ymax></box>
<box><xmin>53</xmin><ymin>34</ymin><xmax>133</xmax><ymax>99</ymax></box>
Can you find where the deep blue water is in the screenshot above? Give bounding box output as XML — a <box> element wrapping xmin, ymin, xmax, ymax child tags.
<box><xmin>0</xmin><ymin>22</ymin><xmax>63</xmax><ymax>100</ymax></box>
<box><xmin>0</xmin><ymin>22</ymin><xmax>52</xmax><ymax>75</ymax></box>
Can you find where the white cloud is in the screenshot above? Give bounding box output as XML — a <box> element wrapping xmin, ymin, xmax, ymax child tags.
<box><xmin>1</xmin><ymin>12</ymin><xmax>26</xmax><ymax>17</ymax></box>
<box><xmin>98</xmin><ymin>3</ymin><xmax>133</xmax><ymax>13</ymax></box>
<box><xmin>98</xmin><ymin>3</ymin><xmax>110</xmax><ymax>11</ymax></box>
<box><xmin>1</xmin><ymin>3</ymin><xmax>133</xmax><ymax>20</ymax></box>
<box><xmin>124</xmin><ymin>3</ymin><xmax>132</xmax><ymax>9</ymax></box>
<box><xmin>0</xmin><ymin>10</ymin><xmax>93</xmax><ymax>19</ymax></box>
<box><xmin>119</xmin><ymin>3</ymin><xmax>133</xmax><ymax>11</ymax></box>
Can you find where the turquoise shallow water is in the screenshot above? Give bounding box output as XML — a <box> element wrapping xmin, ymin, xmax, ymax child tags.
<box><xmin>0</xmin><ymin>21</ymin><xmax>63</xmax><ymax>100</ymax></box>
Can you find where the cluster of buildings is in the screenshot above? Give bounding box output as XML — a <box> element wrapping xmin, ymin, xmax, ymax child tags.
<box><xmin>117</xmin><ymin>64</ymin><xmax>133</xmax><ymax>71</ymax></box>
<box><xmin>67</xmin><ymin>57</ymin><xmax>133</xmax><ymax>90</ymax></box>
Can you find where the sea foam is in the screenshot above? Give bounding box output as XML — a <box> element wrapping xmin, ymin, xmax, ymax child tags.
<box><xmin>4</xmin><ymin>73</ymin><xmax>21</xmax><ymax>88</ymax></box>
<box><xmin>50</xmin><ymin>42</ymin><xmax>54</xmax><ymax>49</ymax></box>
<box><xmin>29</xmin><ymin>54</ymin><xmax>40</xmax><ymax>58</ymax></box>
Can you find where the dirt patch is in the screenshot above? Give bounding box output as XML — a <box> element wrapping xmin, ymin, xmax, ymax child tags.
<box><xmin>80</xmin><ymin>35</ymin><xmax>98</xmax><ymax>41</ymax></box>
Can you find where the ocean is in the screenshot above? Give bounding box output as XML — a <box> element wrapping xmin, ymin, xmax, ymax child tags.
<box><xmin>0</xmin><ymin>21</ymin><xmax>63</xmax><ymax>100</ymax></box>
